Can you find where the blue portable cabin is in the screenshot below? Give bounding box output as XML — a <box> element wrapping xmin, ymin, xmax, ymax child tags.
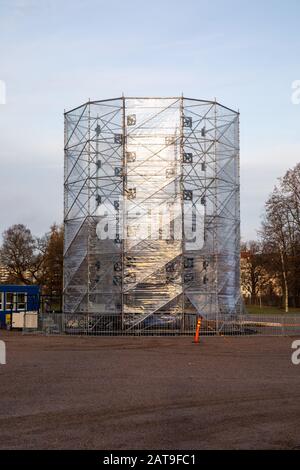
<box><xmin>0</xmin><ymin>285</ymin><xmax>40</xmax><ymax>328</ymax></box>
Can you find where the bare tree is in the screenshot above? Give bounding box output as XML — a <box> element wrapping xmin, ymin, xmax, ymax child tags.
<box><xmin>42</xmin><ymin>224</ymin><xmax>63</xmax><ymax>298</ymax></box>
<box><xmin>0</xmin><ymin>223</ymin><xmax>63</xmax><ymax>295</ymax></box>
<box><xmin>260</xmin><ymin>162</ymin><xmax>300</xmax><ymax>311</ymax></box>
<box><xmin>241</xmin><ymin>240</ymin><xmax>266</xmax><ymax>305</ymax></box>
<box><xmin>281</xmin><ymin>163</ymin><xmax>300</xmax><ymax>231</ymax></box>
<box><xmin>0</xmin><ymin>224</ymin><xmax>38</xmax><ymax>284</ymax></box>
<box><xmin>261</xmin><ymin>189</ymin><xmax>289</xmax><ymax>312</ymax></box>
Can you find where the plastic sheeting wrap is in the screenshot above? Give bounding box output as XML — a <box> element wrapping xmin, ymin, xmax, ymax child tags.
<box><xmin>63</xmin><ymin>97</ymin><xmax>240</xmax><ymax>330</ymax></box>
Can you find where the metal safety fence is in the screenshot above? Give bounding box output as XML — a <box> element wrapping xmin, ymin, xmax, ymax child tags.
<box><xmin>23</xmin><ymin>313</ymin><xmax>300</xmax><ymax>337</ymax></box>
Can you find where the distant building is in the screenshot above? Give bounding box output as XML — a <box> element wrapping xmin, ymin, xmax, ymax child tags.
<box><xmin>0</xmin><ymin>265</ymin><xmax>9</xmax><ymax>283</ymax></box>
<box><xmin>0</xmin><ymin>264</ymin><xmax>36</xmax><ymax>285</ymax></box>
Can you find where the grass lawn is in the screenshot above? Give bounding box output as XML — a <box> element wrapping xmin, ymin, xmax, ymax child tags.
<box><xmin>246</xmin><ymin>304</ymin><xmax>300</xmax><ymax>315</ymax></box>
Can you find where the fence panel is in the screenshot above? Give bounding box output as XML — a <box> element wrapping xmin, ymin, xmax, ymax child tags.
<box><xmin>23</xmin><ymin>313</ymin><xmax>300</xmax><ymax>337</ymax></box>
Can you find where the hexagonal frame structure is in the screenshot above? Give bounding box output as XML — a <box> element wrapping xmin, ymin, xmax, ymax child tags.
<box><xmin>63</xmin><ymin>97</ymin><xmax>240</xmax><ymax>333</ymax></box>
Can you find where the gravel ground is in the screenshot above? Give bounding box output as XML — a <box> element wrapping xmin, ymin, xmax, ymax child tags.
<box><xmin>0</xmin><ymin>331</ymin><xmax>300</xmax><ymax>450</ymax></box>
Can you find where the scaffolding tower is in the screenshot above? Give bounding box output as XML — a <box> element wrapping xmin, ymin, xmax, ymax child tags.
<box><xmin>63</xmin><ymin>97</ymin><xmax>240</xmax><ymax>333</ymax></box>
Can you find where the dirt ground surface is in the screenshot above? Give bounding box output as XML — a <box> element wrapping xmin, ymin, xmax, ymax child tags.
<box><xmin>0</xmin><ymin>332</ymin><xmax>300</xmax><ymax>450</ymax></box>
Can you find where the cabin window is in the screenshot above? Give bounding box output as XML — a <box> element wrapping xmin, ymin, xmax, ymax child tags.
<box><xmin>5</xmin><ymin>292</ymin><xmax>14</xmax><ymax>311</ymax></box>
<box><xmin>17</xmin><ymin>293</ymin><xmax>26</xmax><ymax>310</ymax></box>
<box><xmin>4</xmin><ymin>292</ymin><xmax>27</xmax><ymax>311</ymax></box>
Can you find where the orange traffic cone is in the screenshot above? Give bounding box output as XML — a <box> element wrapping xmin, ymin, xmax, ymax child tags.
<box><xmin>193</xmin><ymin>317</ymin><xmax>202</xmax><ymax>343</ymax></box>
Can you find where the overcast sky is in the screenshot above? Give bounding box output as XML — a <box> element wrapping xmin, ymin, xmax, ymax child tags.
<box><xmin>0</xmin><ymin>0</ymin><xmax>299</xmax><ymax>241</ymax></box>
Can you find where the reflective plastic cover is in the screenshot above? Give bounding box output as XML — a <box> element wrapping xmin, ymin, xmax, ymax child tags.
<box><xmin>64</xmin><ymin>97</ymin><xmax>240</xmax><ymax>329</ymax></box>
